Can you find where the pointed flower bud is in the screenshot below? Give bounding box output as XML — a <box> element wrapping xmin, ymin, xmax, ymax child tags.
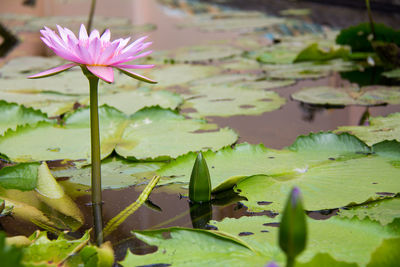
<box><xmin>279</xmin><ymin>187</ymin><xmax>307</xmax><ymax>266</ymax></box>
<box><xmin>189</xmin><ymin>152</ymin><xmax>211</xmax><ymax>203</ymax></box>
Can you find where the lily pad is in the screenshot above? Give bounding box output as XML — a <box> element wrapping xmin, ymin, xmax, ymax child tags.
<box><xmin>0</xmin><ymin>56</ymin><xmax>63</xmax><ymax>78</ymax></box>
<box><xmin>335</xmin><ymin>112</ymin><xmax>400</xmax><ymax>145</ymax></box>
<box><xmin>143</xmin><ymin>64</ymin><xmax>219</xmax><ymax>89</ymax></box>
<box><xmin>22</xmin><ymin>231</ymin><xmax>90</xmax><ymax>266</ymax></box>
<box><xmin>120</xmin><ymin>227</ymin><xmax>269</xmax><ymax>267</ymax></box>
<box><xmin>158</xmin><ymin>132</ymin><xmax>371</xmax><ymax>192</ymax></box>
<box><xmin>94</xmin><ymin>88</ymin><xmax>184</xmax><ymax>115</ymax></box>
<box><xmin>160</xmin><ymin>45</ymin><xmax>242</xmax><ymax>63</ymax></box>
<box><xmin>116</xmin><ymin>107</ymin><xmax>238</xmax><ymax>160</ymax></box>
<box><xmin>264</xmin><ymin>59</ymin><xmax>357</xmax><ymax>80</ymax></box>
<box><xmin>120</xmin><ymin>216</ymin><xmax>400</xmax><ymax>267</ymax></box>
<box><xmin>0</xmin><ymin>101</ymin><xmax>51</xmax><ymax>135</ymax></box>
<box><xmin>0</xmin><ymin>106</ymin><xmax>238</xmax><ymax>162</ymax></box>
<box><xmin>182</xmin><ymin>84</ymin><xmax>286</xmax><ymax>118</ymax></box>
<box><xmin>53</xmin><ymin>157</ymin><xmax>164</xmax><ymax>189</ymax></box>
<box><xmin>182</xmin><ymin>13</ymin><xmax>285</xmax><ymax>32</ymax></box>
<box><xmin>292</xmin><ymin>86</ymin><xmax>400</xmax><ymax>106</ymax></box>
<box><xmin>211</xmin><ymin>216</ymin><xmax>400</xmax><ymax>266</ymax></box>
<box><xmin>0</xmin><ymin>90</ymin><xmax>80</xmax><ymax>117</ymax></box>
<box><xmin>338</xmin><ymin>197</ymin><xmax>400</xmax><ymax>226</ymax></box>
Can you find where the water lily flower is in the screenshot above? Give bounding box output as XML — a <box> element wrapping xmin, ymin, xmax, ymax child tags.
<box><xmin>28</xmin><ymin>24</ymin><xmax>156</xmax><ymax>246</ymax></box>
<box><xmin>28</xmin><ymin>24</ymin><xmax>156</xmax><ymax>83</ymax></box>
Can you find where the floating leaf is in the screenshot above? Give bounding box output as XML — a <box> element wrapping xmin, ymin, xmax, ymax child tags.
<box><xmin>236</xmin><ymin>140</ymin><xmax>400</xmax><ymax>212</ymax></box>
<box><xmin>338</xmin><ymin>197</ymin><xmax>400</xmax><ymax>226</ymax></box>
<box><xmin>181</xmin><ymin>13</ymin><xmax>285</xmax><ymax>32</ymax></box>
<box><xmin>143</xmin><ymin>64</ymin><xmax>219</xmax><ymax>89</ymax></box>
<box><xmin>211</xmin><ymin>216</ymin><xmax>400</xmax><ymax>266</ymax></box>
<box><xmin>22</xmin><ymin>231</ymin><xmax>90</xmax><ymax>266</ymax></box>
<box><xmin>0</xmin><ymin>106</ymin><xmax>237</xmax><ymax>162</ymax></box>
<box><xmin>294</xmin><ymin>43</ymin><xmax>350</xmax><ymax>63</ymax></box>
<box><xmin>53</xmin><ymin>157</ymin><xmax>164</xmax><ymax>189</ymax></box>
<box><xmin>161</xmin><ymin>44</ymin><xmax>242</xmax><ymax>63</ymax></box>
<box><xmin>0</xmin><ymin>163</ymin><xmax>39</xmax><ymax>191</ymax></box>
<box><xmin>264</xmin><ymin>60</ymin><xmax>357</xmax><ymax>79</ymax></box>
<box><xmin>98</xmin><ymin>88</ymin><xmax>183</xmax><ymax>115</ymax></box>
<box><xmin>120</xmin><ymin>227</ymin><xmax>267</xmax><ymax>267</ymax></box>
<box><xmin>292</xmin><ymin>86</ymin><xmax>400</xmax><ymax>106</ymax></box>
<box><xmin>183</xmin><ymin>84</ymin><xmax>286</xmax><ymax>118</ymax></box>
<box><xmin>0</xmin><ymin>101</ymin><xmax>51</xmax><ymax>136</ymax></box>
<box><xmin>116</xmin><ymin>107</ymin><xmax>238</xmax><ymax>160</ymax></box>
<box><xmin>335</xmin><ymin>112</ymin><xmax>400</xmax><ymax>145</ymax></box>
<box><xmin>158</xmin><ymin>132</ymin><xmax>370</xmax><ymax>192</ymax></box>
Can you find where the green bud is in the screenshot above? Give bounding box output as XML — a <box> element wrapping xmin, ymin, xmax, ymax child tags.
<box><xmin>189</xmin><ymin>152</ymin><xmax>211</xmax><ymax>203</ymax></box>
<box><xmin>279</xmin><ymin>187</ymin><xmax>307</xmax><ymax>266</ymax></box>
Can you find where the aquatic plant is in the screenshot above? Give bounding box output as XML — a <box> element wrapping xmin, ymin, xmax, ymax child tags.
<box><xmin>279</xmin><ymin>187</ymin><xmax>307</xmax><ymax>267</ymax></box>
<box><xmin>28</xmin><ymin>24</ymin><xmax>156</xmax><ymax>245</ymax></box>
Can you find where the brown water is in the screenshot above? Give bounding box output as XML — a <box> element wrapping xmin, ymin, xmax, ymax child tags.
<box><xmin>1</xmin><ymin>0</ymin><xmax>400</xmax><ymax>258</ymax></box>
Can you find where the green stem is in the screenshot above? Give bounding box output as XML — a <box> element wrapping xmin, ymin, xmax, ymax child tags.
<box><xmin>86</xmin><ymin>71</ymin><xmax>103</xmax><ymax>246</ymax></box>
<box><xmin>365</xmin><ymin>0</ymin><xmax>376</xmax><ymax>40</ymax></box>
<box><xmin>87</xmin><ymin>0</ymin><xmax>97</xmax><ymax>32</ymax></box>
<box><xmin>286</xmin><ymin>256</ymin><xmax>295</xmax><ymax>267</ymax></box>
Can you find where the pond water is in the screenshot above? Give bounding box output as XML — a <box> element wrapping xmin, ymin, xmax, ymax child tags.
<box><xmin>1</xmin><ymin>0</ymin><xmax>400</xmax><ymax>265</ymax></box>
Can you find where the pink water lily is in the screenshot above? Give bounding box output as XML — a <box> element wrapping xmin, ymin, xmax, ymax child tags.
<box><xmin>29</xmin><ymin>24</ymin><xmax>156</xmax><ymax>83</ymax></box>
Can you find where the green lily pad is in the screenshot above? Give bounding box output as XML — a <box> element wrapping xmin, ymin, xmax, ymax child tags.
<box><xmin>98</xmin><ymin>88</ymin><xmax>183</xmax><ymax>115</ymax></box>
<box><xmin>182</xmin><ymin>13</ymin><xmax>285</xmax><ymax>32</ymax></box>
<box><xmin>294</xmin><ymin>43</ymin><xmax>350</xmax><ymax>63</ymax></box>
<box><xmin>0</xmin><ymin>163</ymin><xmax>39</xmax><ymax>191</ymax></box>
<box><xmin>338</xmin><ymin>197</ymin><xmax>400</xmax><ymax>226</ymax></box>
<box><xmin>120</xmin><ymin>216</ymin><xmax>400</xmax><ymax>267</ymax></box>
<box><xmin>0</xmin><ymin>56</ymin><xmax>63</xmax><ymax>78</ymax></box>
<box><xmin>0</xmin><ymin>101</ymin><xmax>51</xmax><ymax>135</ymax></box>
<box><xmin>158</xmin><ymin>132</ymin><xmax>371</xmax><ymax>192</ymax></box>
<box><xmin>0</xmin><ymin>106</ymin><xmax>237</xmax><ymax>162</ymax></box>
<box><xmin>22</xmin><ymin>231</ymin><xmax>90</xmax><ymax>266</ymax></box>
<box><xmin>292</xmin><ymin>86</ymin><xmax>400</xmax><ymax>106</ymax></box>
<box><xmin>264</xmin><ymin>59</ymin><xmax>357</xmax><ymax>80</ymax></box>
<box><xmin>235</xmin><ymin>138</ymin><xmax>400</xmax><ymax>212</ymax></box>
<box><xmin>116</xmin><ymin>107</ymin><xmax>238</xmax><ymax>160</ymax></box>
<box><xmin>182</xmin><ymin>84</ymin><xmax>286</xmax><ymax>118</ymax></box>
<box><xmin>211</xmin><ymin>216</ymin><xmax>400</xmax><ymax>266</ymax></box>
<box><xmin>120</xmin><ymin>227</ymin><xmax>269</xmax><ymax>267</ymax></box>
<box><xmin>143</xmin><ymin>64</ymin><xmax>219</xmax><ymax>89</ymax></box>
<box><xmin>335</xmin><ymin>112</ymin><xmax>400</xmax><ymax>145</ymax></box>
<box><xmin>161</xmin><ymin>45</ymin><xmax>242</xmax><ymax>63</ymax></box>
<box><xmin>53</xmin><ymin>157</ymin><xmax>164</xmax><ymax>189</ymax></box>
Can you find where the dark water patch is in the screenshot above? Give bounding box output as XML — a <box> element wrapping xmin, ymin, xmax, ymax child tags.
<box><xmin>376</xmin><ymin>192</ymin><xmax>396</xmax><ymax>196</ymax></box>
<box><xmin>257</xmin><ymin>201</ymin><xmax>272</xmax><ymax>206</ymax></box>
<box><xmin>239</xmin><ymin>232</ymin><xmax>254</xmax><ymax>236</ymax></box>
<box><xmin>263</xmin><ymin>222</ymin><xmax>280</xmax><ymax>227</ymax></box>
<box><xmin>307</xmin><ymin>208</ymin><xmax>338</xmax><ymax>220</ymax></box>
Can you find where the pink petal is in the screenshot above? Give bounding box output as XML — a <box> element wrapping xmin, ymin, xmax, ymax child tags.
<box><xmin>89</xmin><ymin>29</ymin><xmax>100</xmax><ymax>41</ymax></box>
<box><xmin>116</xmin><ymin>67</ymin><xmax>156</xmax><ymax>84</ymax></box>
<box><xmin>79</xmin><ymin>24</ymin><xmax>88</xmax><ymax>41</ymax></box>
<box><xmin>28</xmin><ymin>63</ymin><xmax>77</xmax><ymax>79</ymax></box>
<box><xmin>100</xmin><ymin>29</ymin><xmax>111</xmax><ymax>42</ymax></box>
<box><xmin>87</xmin><ymin>66</ymin><xmax>114</xmax><ymax>83</ymax></box>
<box><xmin>113</xmin><ymin>64</ymin><xmax>155</xmax><ymax>69</ymax></box>
<box><xmin>109</xmin><ymin>50</ymin><xmax>153</xmax><ymax>65</ymax></box>
<box><xmin>97</xmin><ymin>41</ymin><xmax>119</xmax><ymax>65</ymax></box>
<box><xmin>121</xmin><ymin>36</ymin><xmax>148</xmax><ymax>53</ymax></box>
